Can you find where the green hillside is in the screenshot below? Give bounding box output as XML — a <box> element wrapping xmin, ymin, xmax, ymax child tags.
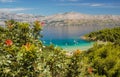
<box><xmin>0</xmin><ymin>20</ymin><xmax>120</xmax><ymax>77</ymax></box>
<box><xmin>85</xmin><ymin>27</ymin><xmax>120</xmax><ymax>45</ymax></box>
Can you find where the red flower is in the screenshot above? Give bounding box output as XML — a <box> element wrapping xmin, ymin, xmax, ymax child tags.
<box><xmin>88</xmin><ymin>67</ymin><xmax>93</xmax><ymax>74</ymax></box>
<box><xmin>41</xmin><ymin>22</ymin><xmax>45</xmax><ymax>26</ymax></box>
<box><xmin>5</xmin><ymin>39</ymin><xmax>13</xmax><ymax>46</ymax></box>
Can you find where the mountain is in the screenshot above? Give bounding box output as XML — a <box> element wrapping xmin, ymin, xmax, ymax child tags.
<box><xmin>0</xmin><ymin>12</ymin><xmax>44</xmax><ymax>25</ymax></box>
<box><xmin>0</xmin><ymin>12</ymin><xmax>120</xmax><ymax>27</ymax></box>
<box><xmin>0</xmin><ymin>12</ymin><xmax>120</xmax><ymax>21</ymax></box>
<box><xmin>43</xmin><ymin>12</ymin><xmax>92</xmax><ymax>21</ymax></box>
<box><xmin>43</xmin><ymin>12</ymin><xmax>120</xmax><ymax>22</ymax></box>
<box><xmin>42</xmin><ymin>12</ymin><xmax>120</xmax><ymax>28</ymax></box>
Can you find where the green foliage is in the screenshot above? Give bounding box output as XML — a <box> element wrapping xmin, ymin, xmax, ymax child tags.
<box><xmin>85</xmin><ymin>27</ymin><xmax>120</xmax><ymax>45</ymax></box>
<box><xmin>85</xmin><ymin>43</ymin><xmax>120</xmax><ymax>77</ymax></box>
<box><xmin>0</xmin><ymin>20</ymin><xmax>77</xmax><ymax>77</ymax></box>
<box><xmin>83</xmin><ymin>27</ymin><xmax>120</xmax><ymax>77</ymax></box>
<box><xmin>0</xmin><ymin>20</ymin><xmax>120</xmax><ymax>77</ymax></box>
<box><xmin>0</xmin><ymin>20</ymin><xmax>43</xmax><ymax>77</ymax></box>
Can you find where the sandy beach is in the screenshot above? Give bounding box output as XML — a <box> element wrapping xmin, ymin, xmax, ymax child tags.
<box><xmin>61</xmin><ymin>42</ymin><xmax>94</xmax><ymax>52</ymax></box>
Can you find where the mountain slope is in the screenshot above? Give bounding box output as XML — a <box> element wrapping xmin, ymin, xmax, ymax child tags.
<box><xmin>0</xmin><ymin>12</ymin><xmax>120</xmax><ymax>27</ymax></box>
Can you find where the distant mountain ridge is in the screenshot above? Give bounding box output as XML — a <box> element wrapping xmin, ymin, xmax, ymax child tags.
<box><xmin>0</xmin><ymin>11</ymin><xmax>120</xmax><ymax>26</ymax></box>
<box><xmin>0</xmin><ymin>12</ymin><xmax>120</xmax><ymax>21</ymax></box>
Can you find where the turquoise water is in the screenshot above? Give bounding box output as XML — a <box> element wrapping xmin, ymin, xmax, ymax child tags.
<box><xmin>42</xmin><ymin>38</ymin><xmax>94</xmax><ymax>51</ymax></box>
<box><xmin>42</xmin><ymin>23</ymin><xmax>117</xmax><ymax>51</ymax></box>
<box><xmin>42</xmin><ymin>25</ymin><xmax>95</xmax><ymax>51</ymax></box>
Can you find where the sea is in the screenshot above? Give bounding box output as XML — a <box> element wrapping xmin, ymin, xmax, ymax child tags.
<box><xmin>41</xmin><ymin>25</ymin><xmax>96</xmax><ymax>51</ymax></box>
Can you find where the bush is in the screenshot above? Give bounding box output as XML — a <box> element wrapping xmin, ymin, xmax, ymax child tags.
<box><xmin>0</xmin><ymin>20</ymin><xmax>70</xmax><ymax>77</ymax></box>
<box><xmin>0</xmin><ymin>20</ymin><xmax>44</xmax><ymax>77</ymax></box>
<box><xmin>0</xmin><ymin>20</ymin><xmax>120</xmax><ymax>77</ymax></box>
<box><xmin>85</xmin><ymin>43</ymin><xmax>120</xmax><ymax>77</ymax></box>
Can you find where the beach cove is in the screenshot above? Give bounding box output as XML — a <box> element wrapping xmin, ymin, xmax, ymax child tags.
<box><xmin>41</xmin><ymin>24</ymin><xmax>95</xmax><ymax>51</ymax></box>
<box><xmin>42</xmin><ymin>38</ymin><xmax>94</xmax><ymax>51</ymax></box>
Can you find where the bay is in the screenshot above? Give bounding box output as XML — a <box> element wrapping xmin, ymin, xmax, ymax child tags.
<box><xmin>41</xmin><ymin>25</ymin><xmax>96</xmax><ymax>51</ymax></box>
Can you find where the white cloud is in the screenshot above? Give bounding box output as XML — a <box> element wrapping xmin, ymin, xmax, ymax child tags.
<box><xmin>58</xmin><ymin>0</ymin><xmax>79</xmax><ymax>2</ymax></box>
<box><xmin>0</xmin><ymin>0</ymin><xmax>15</xmax><ymax>3</ymax></box>
<box><xmin>89</xmin><ymin>3</ymin><xmax>120</xmax><ymax>8</ymax></box>
<box><xmin>90</xmin><ymin>4</ymin><xmax>104</xmax><ymax>7</ymax></box>
<box><xmin>0</xmin><ymin>8</ymin><xmax>31</xmax><ymax>12</ymax></box>
<box><xmin>68</xmin><ymin>0</ymin><xmax>79</xmax><ymax>2</ymax></box>
<box><xmin>58</xmin><ymin>3</ymin><xmax>120</xmax><ymax>8</ymax></box>
<box><xmin>58</xmin><ymin>3</ymin><xmax>104</xmax><ymax>6</ymax></box>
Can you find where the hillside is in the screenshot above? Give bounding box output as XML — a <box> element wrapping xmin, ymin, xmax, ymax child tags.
<box><xmin>0</xmin><ymin>20</ymin><xmax>120</xmax><ymax>77</ymax></box>
<box><xmin>84</xmin><ymin>27</ymin><xmax>120</xmax><ymax>45</ymax></box>
<box><xmin>0</xmin><ymin>12</ymin><xmax>120</xmax><ymax>25</ymax></box>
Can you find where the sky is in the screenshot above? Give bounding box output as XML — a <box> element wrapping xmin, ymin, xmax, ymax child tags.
<box><xmin>0</xmin><ymin>0</ymin><xmax>120</xmax><ymax>15</ymax></box>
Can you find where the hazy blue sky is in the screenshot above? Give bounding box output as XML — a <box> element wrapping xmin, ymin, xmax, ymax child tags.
<box><xmin>0</xmin><ymin>0</ymin><xmax>120</xmax><ymax>15</ymax></box>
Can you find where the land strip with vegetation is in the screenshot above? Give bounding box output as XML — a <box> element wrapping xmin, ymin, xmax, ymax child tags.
<box><xmin>0</xmin><ymin>20</ymin><xmax>120</xmax><ymax>77</ymax></box>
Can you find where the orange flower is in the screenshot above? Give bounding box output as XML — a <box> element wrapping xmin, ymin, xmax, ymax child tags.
<box><xmin>5</xmin><ymin>39</ymin><xmax>13</xmax><ymax>46</ymax></box>
<box><xmin>73</xmin><ymin>49</ymin><xmax>81</xmax><ymax>55</ymax></box>
<box><xmin>8</xmin><ymin>24</ymin><xmax>13</xmax><ymax>28</ymax></box>
<box><xmin>6</xmin><ymin>21</ymin><xmax>14</xmax><ymax>29</ymax></box>
<box><xmin>88</xmin><ymin>67</ymin><xmax>93</xmax><ymax>74</ymax></box>
<box><xmin>24</xmin><ymin>43</ymin><xmax>31</xmax><ymax>51</ymax></box>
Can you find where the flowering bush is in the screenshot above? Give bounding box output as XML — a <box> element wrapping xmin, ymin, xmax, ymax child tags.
<box><xmin>0</xmin><ymin>20</ymin><xmax>44</xmax><ymax>77</ymax></box>
<box><xmin>5</xmin><ymin>39</ymin><xmax>13</xmax><ymax>46</ymax></box>
<box><xmin>0</xmin><ymin>20</ymin><xmax>119</xmax><ymax>77</ymax></box>
<box><xmin>0</xmin><ymin>20</ymin><xmax>69</xmax><ymax>77</ymax></box>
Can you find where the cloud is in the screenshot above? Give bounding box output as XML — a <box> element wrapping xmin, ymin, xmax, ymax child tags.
<box><xmin>0</xmin><ymin>0</ymin><xmax>15</xmax><ymax>3</ymax></box>
<box><xmin>90</xmin><ymin>4</ymin><xmax>104</xmax><ymax>7</ymax></box>
<box><xmin>90</xmin><ymin>3</ymin><xmax>120</xmax><ymax>8</ymax></box>
<box><xmin>0</xmin><ymin>8</ymin><xmax>32</xmax><ymax>12</ymax></box>
<box><xmin>54</xmin><ymin>0</ymin><xmax>79</xmax><ymax>2</ymax></box>
<box><xmin>66</xmin><ymin>0</ymin><xmax>79</xmax><ymax>2</ymax></box>
<box><xmin>57</xmin><ymin>3</ymin><xmax>120</xmax><ymax>8</ymax></box>
<box><xmin>70</xmin><ymin>0</ymin><xmax>79</xmax><ymax>1</ymax></box>
<box><xmin>58</xmin><ymin>3</ymin><xmax>92</xmax><ymax>6</ymax></box>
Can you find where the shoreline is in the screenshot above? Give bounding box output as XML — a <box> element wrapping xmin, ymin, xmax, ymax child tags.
<box><xmin>80</xmin><ymin>36</ymin><xmax>88</xmax><ymax>40</ymax></box>
<box><xmin>80</xmin><ymin>36</ymin><xmax>109</xmax><ymax>45</ymax></box>
<box><xmin>80</xmin><ymin>36</ymin><xmax>97</xmax><ymax>41</ymax></box>
<box><xmin>61</xmin><ymin>42</ymin><xmax>94</xmax><ymax>52</ymax></box>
